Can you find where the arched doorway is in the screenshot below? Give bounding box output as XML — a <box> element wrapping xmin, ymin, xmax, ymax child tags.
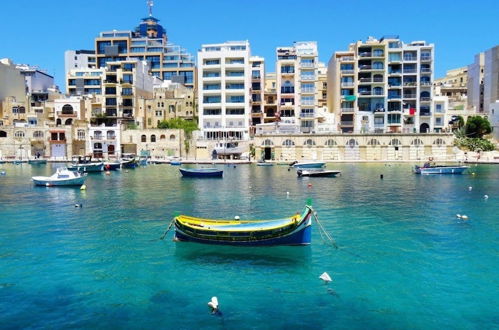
<box><xmin>65</xmin><ymin>118</ymin><xmax>73</xmax><ymax>125</ymax></box>
<box><xmin>420</xmin><ymin>123</ymin><xmax>430</xmax><ymax>133</ymax></box>
<box><xmin>56</xmin><ymin>118</ymin><xmax>62</xmax><ymax>126</ymax></box>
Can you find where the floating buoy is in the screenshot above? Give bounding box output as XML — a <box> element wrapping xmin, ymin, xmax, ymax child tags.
<box><xmin>461</xmin><ymin>215</ymin><xmax>469</xmax><ymax>220</ymax></box>
<box><xmin>319</xmin><ymin>272</ymin><xmax>332</xmax><ymax>283</ymax></box>
<box><xmin>308</xmin><ymin>183</ymin><xmax>313</xmax><ymax>188</ymax></box>
<box><xmin>45</xmin><ymin>183</ymin><xmax>50</xmax><ymax>187</ymax></box>
<box><xmin>380</xmin><ymin>174</ymin><xmax>384</xmax><ymax>179</ymax></box>
<box><xmin>105</xmin><ymin>171</ymin><xmax>111</xmax><ymax>175</ymax></box>
<box><xmin>125</xmin><ymin>170</ymin><xmax>129</xmax><ymax>173</ymax></box>
<box><xmin>207</xmin><ymin>296</ymin><xmax>219</xmax><ymax>314</ymax></box>
<box><xmin>456</xmin><ymin>214</ymin><xmax>462</xmax><ymax>218</ymax></box>
<box><xmin>234</xmin><ymin>216</ymin><xmax>240</xmax><ymax>220</ymax></box>
<box><xmin>286</xmin><ymin>191</ymin><xmax>290</xmax><ymax>195</ymax></box>
<box><xmin>468</xmin><ymin>186</ymin><xmax>472</xmax><ymax>191</ymax></box>
<box><xmin>472</xmin><ymin>172</ymin><xmax>476</xmax><ymax>175</ymax></box>
<box><xmin>74</xmin><ymin>203</ymin><xmax>82</xmax><ymax>208</ymax></box>
<box><xmin>80</xmin><ymin>184</ymin><xmax>86</xmax><ymax>190</ymax></box>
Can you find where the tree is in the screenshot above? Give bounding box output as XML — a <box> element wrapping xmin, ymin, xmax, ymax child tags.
<box><xmin>465</xmin><ymin>116</ymin><xmax>491</xmax><ymax>138</ymax></box>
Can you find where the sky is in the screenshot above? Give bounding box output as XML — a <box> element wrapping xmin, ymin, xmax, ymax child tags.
<box><xmin>1</xmin><ymin>0</ymin><xmax>498</xmax><ymax>90</ymax></box>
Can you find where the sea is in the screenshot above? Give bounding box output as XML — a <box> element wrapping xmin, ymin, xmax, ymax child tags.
<box><xmin>0</xmin><ymin>163</ymin><xmax>498</xmax><ymax>329</ymax></box>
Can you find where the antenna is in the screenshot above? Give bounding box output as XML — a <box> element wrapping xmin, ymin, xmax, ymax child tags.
<box><xmin>147</xmin><ymin>0</ymin><xmax>154</xmax><ymax>17</ymax></box>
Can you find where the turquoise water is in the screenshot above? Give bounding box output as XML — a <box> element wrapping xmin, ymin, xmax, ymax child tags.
<box><xmin>0</xmin><ymin>163</ymin><xmax>498</xmax><ymax>329</ymax></box>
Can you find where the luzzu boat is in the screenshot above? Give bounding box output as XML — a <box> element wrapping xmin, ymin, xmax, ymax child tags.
<box><xmin>67</xmin><ymin>156</ymin><xmax>104</xmax><ymax>172</ymax></box>
<box><xmin>414</xmin><ymin>165</ymin><xmax>469</xmax><ymax>175</ymax></box>
<box><xmin>32</xmin><ymin>168</ymin><xmax>86</xmax><ymax>186</ymax></box>
<box><xmin>173</xmin><ymin>205</ymin><xmax>314</xmax><ymax>246</ymax></box>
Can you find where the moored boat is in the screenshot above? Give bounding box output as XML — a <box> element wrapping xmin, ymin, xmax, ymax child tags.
<box><xmin>68</xmin><ymin>156</ymin><xmax>104</xmax><ymax>172</ymax></box>
<box><xmin>414</xmin><ymin>164</ymin><xmax>469</xmax><ymax>175</ymax></box>
<box><xmin>290</xmin><ymin>161</ymin><xmax>326</xmax><ymax>169</ymax></box>
<box><xmin>121</xmin><ymin>158</ymin><xmax>138</xmax><ymax>169</ymax></box>
<box><xmin>32</xmin><ymin>168</ymin><xmax>86</xmax><ymax>186</ymax></box>
<box><xmin>28</xmin><ymin>159</ymin><xmax>47</xmax><ymax>165</ymax></box>
<box><xmin>179</xmin><ymin>168</ymin><xmax>223</xmax><ymax>178</ymax></box>
<box><xmin>297</xmin><ymin>169</ymin><xmax>341</xmax><ymax>177</ymax></box>
<box><xmin>174</xmin><ymin>205</ymin><xmax>314</xmax><ymax>246</ymax></box>
<box><xmin>104</xmin><ymin>161</ymin><xmax>121</xmax><ymax>171</ymax></box>
<box><xmin>257</xmin><ymin>161</ymin><xmax>274</xmax><ymax>166</ymax></box>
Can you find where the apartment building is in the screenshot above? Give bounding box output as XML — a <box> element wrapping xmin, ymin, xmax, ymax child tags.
<box><xmin>64</xmin><ymin>50</ymin><xmax>96</xmax><ymax>79</ymax></box>
<box><xmin>328</xmin><ymin>36</ymin><xmax>435</xmax><ymax>133</ymax></box>
<box><xmin>276</xmin><ymin>41</ymin><xmax>321</xmax><ymax>133</ymax></box>
<box><xmin>434</xmin><ymin>67</ymin><xmax>467</xmax><ymax>110</ymax></box>
<box><xmin>467</xmin><ymin>45</ymin><xmax>499</xmax><ymax>115</ymax></box>
<box><xmin>144</xmin><ymin>81</ymin><xmax>196</xmax><ymax>128</ymax></box>
<box><xmin>249</xmin><ymin>56</ymin><xmax>265</xmax><ymax>129</ymax></box>
<box><xmin>93</xmin><ymin>11</ymin><xmax>195</xmax><ymax>88</ymax></box>
<box><xmin>263</xmin><ymin>73</ymin><xmax>278</xmax><ymax>123</ymax></box>
<box><xmin>67</xmin><ymin>60</ymin><xmax>155</xmax><ymax>157</ymax></box>
<box><xmin>197</xmin><ymin>41</ymin><xmax>252</xmax><ymax>140</ymax></box>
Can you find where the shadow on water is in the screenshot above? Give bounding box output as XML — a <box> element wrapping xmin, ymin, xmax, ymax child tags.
<box><xmin>173</xmin><ymin>242</ymin><xmax>312</xmax><ymax>266</ymax></box>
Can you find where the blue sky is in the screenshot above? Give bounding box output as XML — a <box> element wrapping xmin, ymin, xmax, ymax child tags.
<box><xmin>1</xmin><ymin>0</ymin><xmax>498</xmax><ymax>89</ymax></box>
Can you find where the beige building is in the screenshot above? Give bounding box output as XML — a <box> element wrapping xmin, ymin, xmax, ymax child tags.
<box><xmin>120</xmin><ymin>128</ymin><xmax>186</xmax><ymax>159</ymax></box>
<box><xmin>249</xmin><ymin>56</ymin><xmax>265</xmax><ymax>130</ymax></box>
<box><xmin>144</xmin><ymin>82</ymin><xmax>196</xmax><ymax>128</ymax></box>
<box><xmin>434</xmin><ymin>67</ymin><xmax>467</xmax><ymax>110</ymax></box>
<box><xmin>328</xmin><ymin>36</ymin><xmax>435</xmax><ymax>134</ymax></box>
<box><xmin>254</xmin><ymin>133</ymin><xmax>456</xmax><ymax>162</ymax></box>
<box><xmin>263</xmin><ymin>73</ymin><xmax>278</xmax><ymax>123</ymax></box>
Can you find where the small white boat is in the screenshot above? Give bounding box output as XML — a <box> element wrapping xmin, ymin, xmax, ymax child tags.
<box><xmin>297</xmin><ymin>169</ymin><xmax>341</xmax><ymax>177</ymax></box>
<box><xmin>291</xmin><ymin>161</ymin><xmax>326</xmax><ymax>169</ymax></box>
<box><xmin>214</xmin><ymin>141</ymin><xmax>245</xmax><ymax>156</ymax></box>
<box><xmin>32</xmin><ymin>168</ymin><xmax>86</xmax><ymax>186</ymax></box>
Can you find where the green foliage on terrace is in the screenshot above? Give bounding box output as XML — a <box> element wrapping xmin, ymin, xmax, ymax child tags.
<box><xmin>454</xmin><ymin>137</ymin><xmax>495</xmax><ymax>151</ymax></box>
<box><xmin>157</xmin><ymin>118</ymin><xmax>198</xmax><ymax>137</ymax></box>
<box><xmin>464</xmin><ymin>116</ymin><xmax>491</xmax><ymax>139</ymax></box>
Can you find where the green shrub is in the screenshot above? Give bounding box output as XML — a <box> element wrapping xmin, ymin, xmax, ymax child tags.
<box><xmin>454</xmin><ymin>137</ymin><xmax>495</xmax><ymax>151</ymax></box>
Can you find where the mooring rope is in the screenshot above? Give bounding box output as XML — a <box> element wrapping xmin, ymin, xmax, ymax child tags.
<box><xmin>311</xmin><ymin>209</ymin><xmax>338</xmax><ymax>249</ymax></box>
<box><xmin>159</xmin><ymin>217</ymin><xmax>176</xmax><ymax>240</ymax></box>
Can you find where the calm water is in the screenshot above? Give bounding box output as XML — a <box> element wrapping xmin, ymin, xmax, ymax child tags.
<box><xmin>0</xmin><ymin>163</ymin><xmax>498</xmax><ymax>329</ymax></box>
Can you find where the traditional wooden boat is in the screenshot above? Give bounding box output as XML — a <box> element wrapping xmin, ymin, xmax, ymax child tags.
<box><xmin>173</xmin><ymin>205</ymin><xmax>314</xmax><ymax>246</ymax></box>
<box><xmin>121</xmin><ymin>158</ymin><xmax>138</xmax><ymax>169</ymax></box>
<box><xmin>32</xmin><ymin>168</ymin><xmax>86</xmax><ymax>186</ymax></box>
<box><xmin>414</xmin><ymin>165</ymin><xmax>469</xmax><ymax>175</ymax></box>
<box><xmin>297</xmin><ymin>169</ymin><xmax>341</xmax><ymax>177</ymax></box>
<box><xmin>104</xmin><ymin>161</ymin><xmax>121</xmax><ymax>171</ymax></box>
<box><xmin>290</xmin><ymin>161</ymin><xmax>326</xmax><ymax>169</ymax></box>
<box><xmin>28</xmin><ymin>159</ymin><xmax>47</xmax><ymax>165</ymax></box>
<box><xmin>179</xmin><ymin>168</ymin><xmax>223</xmax><ymax>178</ymax></box>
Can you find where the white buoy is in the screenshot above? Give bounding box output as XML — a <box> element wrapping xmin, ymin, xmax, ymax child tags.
<box><xmin>484</xmin><ymin>195</ymin><xmax>489</xmax><ymax>199</ymax></box>
<box><xmin>234</xmin><ymin>216</ymin><xmax>240</xmax><ymax>220</ymax></box>
<box><xmin>319</xmin><ymin>272</ymin><xmax>332</xmax><ymax>283</ymax></box>
<box><xmin>286</xmin><ymin>191</ymin><xmax>290</xmax><ymax>195</ymax></box>
<box><xmin>468</xmin><ymin>186</ymin><xmax>472</xmax><ymax>191</ymax></box>
<box><xmin>208</xmin><ymin>296</ymin><xmax>219</xmax><ymax>313</ymax></box>
<box><xmin>456</xmin><ymin>214</ymin><xmax>462</xmax><ymax>218</ymax></box>
<box><xmin>461</xmin><ymin>215</ymin><xmax>469</xmax><ymax>220</ymax></box>
<box><xmin>80</xmin><ymin>184</ymin><xmax>86</xmax><ymax>190</ymax></box>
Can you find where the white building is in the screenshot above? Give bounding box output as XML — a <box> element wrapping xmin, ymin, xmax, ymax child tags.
<box><xmin>276</xmin><ymin>41</ymin><xmax>321</xmax><ymax>133</ymax></box>
<box><xmin>198</xmin><ymin>41</ymin><xmax>252</xmax><ymax>140</ymax></box>
<box><xmin>64</xmin><ymin>50</ymin><xmax>97</xmax><ymax>84</ymax></box>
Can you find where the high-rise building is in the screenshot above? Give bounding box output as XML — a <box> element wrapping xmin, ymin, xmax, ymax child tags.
<box><xmin>276</xmin><ymin>41</ymin><xmax>320</xmax><ymax>133</ymax></box>
<box><xmin>197</xmin><ymin>41</ymin><xmax>252</xmax><ymax>140</ymax></box>
<box><xmin>328</xmin><ymin>36</ymin><xmax>435</xmax><ymax>133</ymax></box>
<box><xmin>93</xmin><ymin>7</ymin><xmax>195</xmax><ymax>89</ymax></box>
<box><xmin>249</xmin><ymin>56</ymin><xmax>265</xmax><ymax>129</ymax></box>
<box><xmin>468</xmin><ymin>45</ymin><xmax>499</xmax><ymax>115</ymax></box>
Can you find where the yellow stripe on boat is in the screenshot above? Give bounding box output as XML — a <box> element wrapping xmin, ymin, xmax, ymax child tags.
<box><xmin>175</xmin><ymin>214</ymin><xmax>301</xmax><ymax>232</ymax></box>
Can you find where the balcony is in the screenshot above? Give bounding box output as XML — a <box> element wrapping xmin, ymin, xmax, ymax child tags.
<box><xmin>420</xmin><ymin>68</ymin><xmax>432</xmax><ymax>73</ymax></box>
<box><xmin>359</xmin><ymin>65</ymin><xmax>371</xmax><ymax>71</ymax></box>
<box><xmin>300</xmin><ymin>112</ymin><xmax>315</xmax><ymax>118</ymax></box>
<box><xmin>403</xmin><ymin>56</ymin><xmax>417</xmax><ymax>61</ymax></box>
<box><xmin>388</xmin><ymin>70</ymin><xmax>402</xmax><ymax>75</ymax></box>
<box><xmin>420</xmin><ymin>97</ymin><xmax>431</xmax><ymax>102</ymax></box>
<box><xmin>403</xmin><ymin>81</ymin><xmax>417</xmax><ymax>87</ymax></box>
<box><xmin>340</xmin><ymin>121</ymin><xmax>354</xmax><ymax>126</ymax></box>
<box><xmin>120</xmin><ymin>80</ymin><xmax>133</xmax><ymax>85</ymax></box>
<box><xmin>403</xmin><ymin>69</ymin><xmax>417</xmax><ymax>74</ymax></box>
<box><xmin>341</xmin><ymin>69</ymin><xmax>354</xmax><ymax>74</ymax></box>
<box><xmin>403</xmin><ymin>94</ymin><xmax>417</xmax><ymax>99</ymax></box>
<box><xmin>420</xmin><ymin>55</ymin><xmax>432</xmax><ymax>61</ymax></box>
<box><xmin>420</xmin><ymin>111</ymin><xmax>431</xmax><ymax>116</ymax></box>
<box><xmin>341</xmin><ymin>107</ymin><xmax>354</xmax><ymax>112</ymax></box>
<box><xmin>300</xmin><ymin>62</ymin><xmax>314</xmax><ymax>68</ymax></box>
<box><xmin>420</xmin><ymin>81</ymin><xmax>432</xmax><ymax>86</ymax></box>
<box><xmin>340</xmin><ymin>57</ymin><xmax>355</xmax><ymax>62</ymax></box>
<box><xmin>359</xmin><ymin>91</ymin><xmax>372</xmax><ymax>96</ymax></box>
<box><xmin>281</xmin><ymin>87</ymin><xmax>295</xmax><ymax>94</ymax></box>
<box><xmin>341</xmin><ymin>82</ymin><xmax>354</xmax><ymax>87</ymax></box>
<box><xmin>300</xmin><ymin>75</ymin><xmax>316</xmax><ymax>81</ymax></box>
<box><xmin>359</xmin><ymin>52</ymin><xmax>372</xmax><ymax>57</ymax></box>
<box><xmin>301</xmin><ymin>88</ymin><xmax>315</xmax><ymax>93</ymax></box>
<box><xmin>388</xmin><ymin>95</ymin><xmax>402</xmax><ymax>99</ymax></box>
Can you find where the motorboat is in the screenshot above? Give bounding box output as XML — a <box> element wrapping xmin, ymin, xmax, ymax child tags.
<box><xmin>32</xmin><ymin>168</ymin><xmax>86</xmax><ymax>186</ymax></box>
<box><xmin>290</xmin><ymin>161</ymin><xmax>326</xmax><ymax>169</ymax></box>
<box><xmin>173</xmin><ymin>205</ymin><xmax>314</xmax><ymax>246</ymax></box>
<box><xmin>104</xmin><ymin>161</ymin><xmax>121</xmax><ymax>171</ymax></box>
<box><xmin>414</xmin><ymin>164</ymin><xmax>469</xmax><ymax>175</ymax></box>
<box><xmin>68</xmin><ymin>156</ymin><xmax>104</xmax><ymax>172</ymax></box>
<box><xmin>257</xmin><ymin>161</ymin><xmax>274</xmax><ymax>166</ymax></box>
<box><xmin>179</xmin><ymin>168</ymin><xmax>223</xmax><ymax>178</ymax></box>
<box><xmin>214</xmin><ymin>141</ymin><xmax>245</xmax><ymax>157</ymax></box>
<box><xmin>297</xmin><ymin>169</ymin><xmax>341</xmax><ymax>177</ymax></box>
<box><xmin>28</xmin><ymin>159</ymin><xmax>47</xmax><ymax>165</ymax></box>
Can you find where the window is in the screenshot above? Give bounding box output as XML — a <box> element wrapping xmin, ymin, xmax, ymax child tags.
<box><xmin>304</xmin><ymin>139</ymin><xmax>316</xmax><ymax>146</ymax></box>
<box><xmin>367</xmin><ymin>138</ymin><xmax>380</xmax><ymax>146</ymax></box>
<box><xmin>33</xmin><ymin>131</ymin><xmax>44</xmax><ymax>139</ymax></box>
<box><xmin>77</xmin><ymin>129</ymin><xmax>85</xmax><ymax>140</ymax></box>
<box><xmin>14</xmin><ymin>131</ymin><xmax>25</xmax><ymax>138</ymax></box>
<box><xmin>433</xmin><ymin>138</ymin><xmax>445</xmax><ymax>145</ymax></box>
<box><xmin>282</xmin><ymin>139</ymin><xmax>295</xmax><ymax>147</ymax></box>
<box><xmin>160</xmin><ymin>135</ymin><xmax>166</xmax><ymax>140</ymax></box>
<box><xmin>389</xmin><ymin>139</ymin><xmax>401</xmax><ymax>146</ymax></box>
<box><xmin>411</xmin><ymin>138</ymin><xmax>423</xmax><ymax>146</ymax></box>
<box><xmin>151</xmin><ymin>135</ymin><xmax>156</xmax><ymax>142</ymax></box>
<box><xmin>170</xmin><ymin>134</ymin><xmax>176</xmax><ymax>140</ymax></box>
<box><xmin>347</xmin><ymin>139</ymin><xmax>358</xmax><ymax>147</ymax></box>
<box><xmin>325</xmin><ymin>139</ymin><xmax>337</xmax><ymax>147</ymax></box>
<box><xmin>141</xmin><ymin>135</ymin><xmax>147</xmax><ymax>142</ymax></box>
<box><xmin>262</xmin><ymin>139</ymin><xmax>273</xmax><ymax>146</ymax></box>
<box><xmin>0</xmin><ymin>130</ymin><xmax>7</xmax><ymax>138</ymax></box>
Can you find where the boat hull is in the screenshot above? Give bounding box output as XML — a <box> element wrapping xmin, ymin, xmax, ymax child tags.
<box><xmin>179</xmin><ymin>168</ymin><xmax>223</xmax><ymax>177</ymax></box>
<box><xmin>414</xmin><ymin>166</ymin><xmax>468</xmax><ymax>175</ymax></box>
<box><xmin>67</xmin><ymin>163</ymin><xmax>104</xmax><ymax>172</ymax></box>
<box><xmin>297</xmin><ymin>170</ymin><xmax>340</xmax><ymax>177</ymax></box>
<box><xmin>293</xmin><ymin>162</ymin><xmax>325</xmax><ymax>169</ymax></box>
<box><xmin>257</xmin><ymin>162</ymin><xmax>274</xmax><ymax>166</ymax></box>
<box><xmin>32</xmin><ymin>176</ymin><xmax>86</xmax><ymax>186</ymax></box>
<box><xmin>28</xmin><ymin>160</ymin><xmax>47</xmax><ymax>165</ymax></box>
